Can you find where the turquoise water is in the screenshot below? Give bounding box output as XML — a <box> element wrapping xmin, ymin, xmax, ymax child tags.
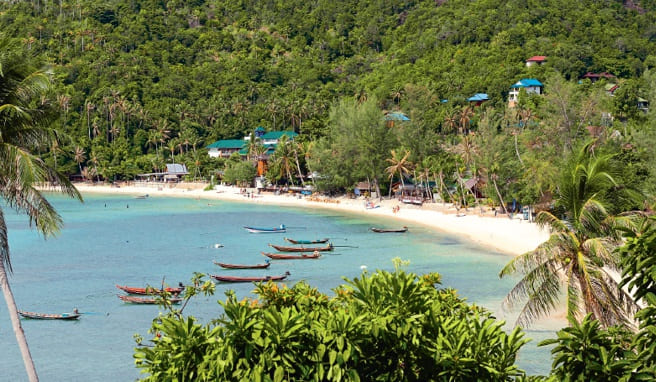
<box><xmin>0</xmin><ymin>193</ymin><xmax>554</xmax><ymax>381</ymax></box>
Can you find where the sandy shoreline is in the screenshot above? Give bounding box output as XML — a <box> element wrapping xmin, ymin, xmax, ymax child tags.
<box><xmin>70</xmin><ymin>181</ymin><xmax>550</xmax><ymax>256</ymax></box>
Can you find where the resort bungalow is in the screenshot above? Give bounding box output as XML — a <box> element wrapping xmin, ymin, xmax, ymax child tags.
<box><xmin>508</xmin><ymin>78</ymin><xmax>543</xmax><ymax>107</ymax></box>
<box><xmin>467</xmin><ymin>93</ymin><xmax>489</xmax><ymax>107</ymax></box>
<box><xmin>206</xmin><ymin>139</ymin><xmax>246</xmax><ymax>158</ymax></box>
<box><xmin>581</xmin><ymin>72</ymin><xmax>616</xmax><ymax>83</ymax></box>
<box><xmin>525</xmin><ymin>55</ymin><xmax>547</xmax><ymax>67</ymax></box>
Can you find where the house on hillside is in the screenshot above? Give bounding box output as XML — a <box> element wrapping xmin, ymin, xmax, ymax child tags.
<box><xmin>525</xmin><ymin>56</ymin><xmax>547</xmax><ymax>67</ymax></box>
<box><xmin>467</xmin><ymin>93</ymin><xmax>489</xmax><ymax>106</ymax></box>
<box><xmin>384</xmin><ymin>111</ymin><xmax>410</xmax><ymax>127</ymax></box>
<box><xmin>508</xmin><ymin>78</ymin><xmax>543</xmax><ymax>107</ymax></box>
<box><xmin>206</xmin><ymin>139</ymin><xmax>246</xmax><ymax>158</ymax></box>
<box><xmin>582</xmin><ymin>72</ymin><xmax>616</xmax><ymax>83</ymax></box>
<box><xmin>638</xmin><ymin>97</ymin><xmax>649</xmax><ymax>112</ymax></box>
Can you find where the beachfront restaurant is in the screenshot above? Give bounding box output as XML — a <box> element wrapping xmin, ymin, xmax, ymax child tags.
<box><xmin>136</xmin><ymin>163</ymin><xmax>189</xmax><ymax>183</ymax></box>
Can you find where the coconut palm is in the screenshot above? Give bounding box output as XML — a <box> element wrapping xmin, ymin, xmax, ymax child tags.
<box><xmin>1</xmin><ymin>36</ymin><xmax>82</xmax><ymax>382</ymax></box>
<box><xmin>269</xmin><ymin>135</ymin><xmax>295</xmax><ymax>186</ymax></box>
<box><xmin>73</xmin><ymin>146</ymin><xmax>86</xmax><ymax>175</ymax></box>
<box><xmin>499</xmin><ymin>143</ymin><xmax>640</xmax><ymax>329</ymax></box>
<box><xmin>385</xmin><ymin>149</ymin><xmax>412</xmax><ymax>199</ymax></box>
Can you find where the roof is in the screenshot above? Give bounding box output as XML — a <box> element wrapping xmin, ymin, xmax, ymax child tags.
<box><xmin>510</xmin><ymin>78</ymin><xmax>543</xmax><ymax>89</ymax></box>
<box><xmin>582</xmin><ymin>72</ymin><xmax>616</xmax><ymax>79</ymax></box>
<box><xmin>206</xmin><ymin>139</ymin><xmax>245</xmax><ymax>149</ymax></box>
<box><xmin>384</xmin><ymin>111</ymin><xmax>410</xmax><ymax>121</ymax></box>
<box><xmin>166</xmin><ymin>163</ymin><xmax>188</xmax><ymax>175</ymax></box>
<box><xmin>526</xmin><ymin>55</ymin><xmax>547</xmax><ymax>62</ymax></box>
<box><xmin>260</xmin><ymin>131</ymin><xmax>299</xmax><ymax>140</ymax></box>
<box><xmin>467</xmin><ymin>93</ymin><xmax>489</xmax><ymax>102</ymax></box>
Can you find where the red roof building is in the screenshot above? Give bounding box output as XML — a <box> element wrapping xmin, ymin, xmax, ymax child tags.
<box><xmin>525</xmin><ymin>56</ymin><xmax>547</xmax><ymax>67</ymax></box>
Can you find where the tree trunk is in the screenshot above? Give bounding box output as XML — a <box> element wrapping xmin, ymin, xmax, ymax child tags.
<box><xmin>0</xmin><ymin>263</ymin><xmax>39</xmax><ymax>381</ymax></box>
<box><xmin>514</xmin><ymin>133</ymin><xmax>524</xmax><ymax>167</ymax></box>
<box><xmin>374</xmin><ymin>178</ymin><xmax>383</xmax><ymax>202</ymax></box>
<box><xmin>293</xmin><ymin>147</ymin><xmax>305</xmax><ymax>186</ymax></box>
<box><xmin>492</xmin><ymin>175</ymin><xmax>507</xmax><ymax>214</ymax></box>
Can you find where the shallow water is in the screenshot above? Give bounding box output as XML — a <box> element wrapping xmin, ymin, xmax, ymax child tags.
<box><xmin>0</xmin><ymin>193</ymin><xmax>554</xmax><ymax>381</ymax></box>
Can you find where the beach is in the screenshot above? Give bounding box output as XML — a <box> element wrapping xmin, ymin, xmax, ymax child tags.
<box><xmin>70</xmin><ymin>181</ymin><xmax>550</xmax><ymax>256</ymax></box>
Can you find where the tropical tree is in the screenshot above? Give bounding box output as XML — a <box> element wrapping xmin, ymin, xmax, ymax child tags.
<box><xmin>135</xmin><ymin>261</ymin><xmax>529</xmax><ymax>381</ymax></box>
<box><xmin>1</xmin><ymin>36</ymin><xmax>82</xmax><ymax>382</ymax></box>
<box><xmin>385</xmin><ymin>149</ymin><xmax>412</xmax><ymax>198</ymax></box>
<box><xmin>73</xmin><ymin>146</ymin><xmax>86</xmax><ymax>175</ymax></box>
<box><xmin>499</xmin><ymin>142</ymin><xmax>641</xmax><ymax>329</ymax></box>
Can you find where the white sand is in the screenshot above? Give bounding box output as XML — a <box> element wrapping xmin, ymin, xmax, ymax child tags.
<box><xmin>70</xmin><ymin>181</ymin><xmax>550</xmax><ymax>256</ymax></box>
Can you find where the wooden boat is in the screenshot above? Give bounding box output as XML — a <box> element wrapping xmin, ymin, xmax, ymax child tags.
<box><xmin>262</xmin><ymin>251</ymin><xmax>321</xmax><ymax>260</ymax></box>
<box><xmin>18</xmin><ymin>310</ymin><xmax>81</xmax><ymax>320</ymax></box>
<box><xmin>118</xmin><ymin>295</ymin><xmax>182</xmax><ymax>304</ymax></box>
<box><xmin>284</xmin><ymin>237</ymin><xmax>330</xmax><ymax>244</ymax></box>
<box><xmin>213</xmin><ymin>260</ymin><xmax>271</xmax><ymax>269</ymax></box>
<box><xmin>370</xmin><ymin>226</ymin><xmax>408</xmax><ymax>233</ymax></box>
<box><xmin>244</xmin><ymin>225</ymin><xmax>286</xmax><ymax>233</ymax></box>
<box><xmin>115</xmin><ymin>284</ymin><xmax>184</xmax><ymax>296</ymax></box>
<box><xmin>210</xmin><ymin>271</ymin><xmax>290</xmax><ymax>283</ymax></box>
<box><xmin>268</xmin><ymin>243</ymin><xmax>333</xmax><ymax>252</ymax></box>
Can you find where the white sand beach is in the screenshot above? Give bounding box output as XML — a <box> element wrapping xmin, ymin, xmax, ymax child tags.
<box><xmin>70</xmin><ymin>181</ymin><xmax>550</xmax><ymax>256</ymax></box>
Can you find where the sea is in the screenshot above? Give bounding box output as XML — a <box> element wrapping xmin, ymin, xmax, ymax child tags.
<box><xmin>0</xmin><ymin>193</ymin><xmax>555</xmax><ymax>381</ymax></box>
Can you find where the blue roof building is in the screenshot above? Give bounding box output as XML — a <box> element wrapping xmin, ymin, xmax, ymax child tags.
<box><xmin>467</xmin><ymin>93</ymin><xmax>489</xmax><ymax>106</ymax></box>
<box><xmin>509</xmin><ymin>78</ymin><xmax>543</xmax><ymax>107</ymax></box>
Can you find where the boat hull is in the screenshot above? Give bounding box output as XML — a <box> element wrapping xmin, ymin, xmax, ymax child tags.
<box><xmin>115</xmin><ymin>284</ymin><xmax>184</xmax><ymax>296</ymax></box>
<box><xmin>210</xmin><ymin>273</ymin><xmax>289</xmax><ymax>283</ymax></box>
<box><xmin>269</xmin><ymin>243</ymin><xmax>333</xmax><ymax>252</ymax></box>
<box><xmin>262</xmin><ymin>251</ymin><xmax>321</xmax><ymax>260</ymax></box>
<box><xmin>284</xmin><ymin>237</ymin><xmax>330</xmax><ymax>244</ymax></box>
<box><xmin>214</xmin><ymin>261</ymin><xmax>271</xmax><ymax>269</ymax></box>
<box><xmin>118</xmin><ymin>295</ymin><xmax>182</xmax><ymax>304</ymax></box>
<box><xmin>18</xmin><ymin>310</ymin><xmax>81</xmax><ymax>320</ymax></box>
<box><xmin>244</xmin><ymin>225</ymin><xmax>286</xmax><ymax>233</ymax></box>
<box><xmin>370</xmin><ymin>227</ymin><xmax>408</xmax><ymax>233</ymax></box>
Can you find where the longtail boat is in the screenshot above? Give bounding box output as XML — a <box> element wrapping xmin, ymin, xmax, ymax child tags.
<box><xmin>370</xmin><ymin>226</ymin><xmax>408</xmax><ymax>233</ymax></box>
<box><xmin>210</xmin><ymin>271</ymin><xmax>290</xmax><ymax>283</ymax></box>
<box><xmin>244</xmin><ymin>225</ymin><xmax>286</xmax><ymax>233</ymax></box>
<box><xmin>262</xmin><ymin>251</ymin><xmax>321</xmax><ymax>260</ymax></box>
<box><xmin>213</xmin><ymin>260</ymin><xmax>271</xmax><ymax>269</ymax></box>
<box><xmin>284</xmin><ymin>237</ymin><xmax>330</xmax><ymax>244</ymax></box>
<box><xmin>115</xmin><ymin>284</ymin><xmax>184</xmax><ymax>296</ymax></box>
<box><xmin>268</xmin><ymin>243</ymin><xmax>333</xmax><ymax>252</ymax></box>
<box><xmin>118</xmin><ymin>295</ymin><xmax>182</xmax><ymax>304</ymax></box>
<box><xmin>18</xmin><ymin>310</ymin><xmax>81</xmax><ymax>320</ymax></box>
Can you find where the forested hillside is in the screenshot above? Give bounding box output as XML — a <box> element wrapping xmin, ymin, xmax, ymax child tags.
<box><xmin>1</xmin><ymin>0</ymin><xmax>656</xmax><ymax>192</ymax></box>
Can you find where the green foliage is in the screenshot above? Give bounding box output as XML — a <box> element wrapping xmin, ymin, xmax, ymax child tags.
<box><xmin>223</xmin><ymin>160</ymin><xmax>257</xmax><ymax>186</ymax></box>
<box><xmin>135</xmin><ymin>266</ymin><xmax>529</xmax><ymax>381</ymax></box>
<box><xmin>540</xmin><ymin>315</ymin><xmax>633</xmax><ymax>381</ymax></box>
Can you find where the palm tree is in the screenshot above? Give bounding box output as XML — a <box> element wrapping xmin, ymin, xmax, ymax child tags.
<box><xmin>385</xmin><ymin>150</ymin><xmax>412</xmax><ymax>199</ymax></box>
<box><xmin>499</xmin><ymin>143</ymin><xmax>640</xmax><ymax>329</ymax></box>
<box><xmin>270</xmin><ymin>136</ymin><xmax>295</xmax><ymax>186</ymax></box>
<box><xmin>1</xmin><ymin>36</ymin><xmax>82</xmax><ymax>382</ymax></box>
<box><xmin>73</xmin><ymin>146</ymin><xmax>86</xmax><ymax>175</ymax></box>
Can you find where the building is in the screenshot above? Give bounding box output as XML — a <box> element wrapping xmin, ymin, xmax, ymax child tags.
<box><xmin>206</xmin><ymin>139</ymin><xmax>246</xmax><ymax>158</ymax></box>
<box><xmin>582</xmin><ymin>72</ymin><xmax>616</xmax><ymax>83</ymax></box>
<box><xmin>206</xmin><ymin>130</ymin><xmax>299</xmax><ymax>159</ymax></box>
<box><xmin>467</xmin><ymin>93</ymin><xmax>489</xmax><ymax>106</ymax></box>
<box><xmin>525</xmin><ymin>56</ymin><xmax>547</xmax><ymax>67</ymax></box>
<box><xmin>508</xmin><ymin>78</ymin><xmax>543</xmax><ymax>107</ymax></box>
<box><xmin>136</xmin><ymin>163</ymin><xmax>188</xmax><ymax>182</ymax></box>
<box><xmin>384</xmin><ymin>111</ymin><xmax>410</xmax><ymax>127</ymax></box>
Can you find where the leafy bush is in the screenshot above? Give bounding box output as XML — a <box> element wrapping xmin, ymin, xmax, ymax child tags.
<box><xmin>135</xmin><ymin>263</ymin><xmax>529</xmax><ymax>381</ymax></box>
